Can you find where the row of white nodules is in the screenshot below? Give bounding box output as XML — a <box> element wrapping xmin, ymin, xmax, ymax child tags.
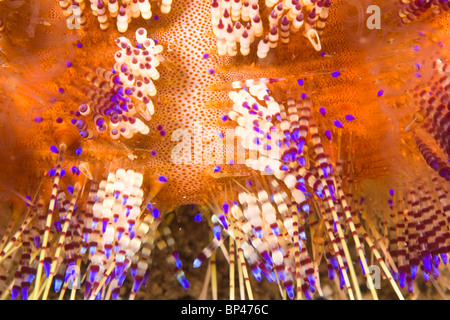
<box><xmin>114</xmin><ymin>29</ymin><xmax>163</xmax><ymax>85</ymax></box>
<box><xmin>114</xmin><ymin>0</ymin><xmax>173</xmax><ymax>33</ymax></box>
<box><xmin>112</xmin><ymin>28</ymin><xmax>164</xmax><ymax>139</ymax></box>
<box><xmin>212</xmin><ymin>0</ymin><xmax>326</xmax><ymax>58</ymax></box>
<box><xmin>228</xmin><ymin>83</ymin><xmax>283</xmax><ymax>158</ymax></box>
<box><xmin>59</xmin><ymin>0</ymin><xmax>172</xmax><ymax>32</ymax></box>
<box><xmin>77</xmin><ymin>28</ymin><xmax>162</xmax><ymax>140</ymax></box>
<box><xmin>90</xmin><ymin>169</ymin><xmax>150</xmax><ymax>284</ymax></box>
<box><xmin>228</xmin><ymin>84</ymin><xmax>309</xmax><ymax>207</ymax></box>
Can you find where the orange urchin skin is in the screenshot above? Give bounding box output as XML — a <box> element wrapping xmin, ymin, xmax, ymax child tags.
<box><xmin>0</xmin><ymin>0</ymin><xmax>389</xmax><ymax>206</ymax></box>
<box><xmin>1</xmin><ymin>0</ymin><xmax>447</xmax><ymax>208</ymax></box>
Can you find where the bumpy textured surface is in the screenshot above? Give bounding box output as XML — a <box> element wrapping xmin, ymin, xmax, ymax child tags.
<box><xmin>2</xmin><ymin>0</ymin><xmax>390</xmax><ymax>206</ymax></box>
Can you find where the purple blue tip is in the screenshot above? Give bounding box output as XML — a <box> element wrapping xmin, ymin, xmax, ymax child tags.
<box><xmin>177</xmin><ymin>273</ymin><xmax>190</xmax><ymax>290</ymax></box>
<box><xmin>193</xmin><ymin>258</ymin><xmax>202</xmax><ymax>268</ymax></box>
<box><xmin>333</xmin><ymin>120</ymin><xmax>344</xmax><ymax>129</ymax></box>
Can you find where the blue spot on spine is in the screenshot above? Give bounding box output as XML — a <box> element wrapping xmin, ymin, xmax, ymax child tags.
<box><xmin>193</xmin><ymin>258</ymin><xmax>202</xmax><ymax>268</ymax></box>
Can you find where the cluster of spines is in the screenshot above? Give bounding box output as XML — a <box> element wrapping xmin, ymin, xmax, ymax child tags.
<box><xmin>0</xmin><ymin>144</ymin><xmax>191</xmax><ymax>300</ymax></box>
<box><xmin>190</xmin><ymin>83</ymin><xmax>412</xmax><ymax>300</ymax></box>
<box><xmin>58</xmin><ymin>0</ymin><xmax>172</xmax><ymax>32</ymax></box>
<box><xmin>197</xmin><ymin>161</ymin><xmax>449</xmax><ymax>299</ymax></box>
<box><xmin>81</xmin><ymin>168</ymin><xmax>147</xmax><ymax>299</ymax></box>
<box><xmin>227</xmin><ymin>84</ymin><xmax>327</xmax><ymax>201</ymax></box>
<box><xmin>192</xmin><ymin>78</ymin><xmax>449</xmax><ymax>299</ymax></box>
<box><xmin>398</xmin><ymin>0</ymin><xmax>450</xmax><ymax>24</ymax></box>
<box><xmin>212</xmin><ymin>0</ymin><xmax>331</xmax><ymax>58</ymax></box>
<box><xmin>385</xmin><ymin>182</ymin><xmax>449</xmax><ymax>294</ymax></box>
<box><xmin>408</xmin><ymin>58</ymin><xmax>450</xmax><ymax>178</ymax></box>
<box><xmin>195</xmin><ymin>175</ymin><xmax>406</xmax><ymax>299</ymax></box>
<box><xmin>414</xmin><ymin>134</ymin><xmax>450</xmax><ymax>180</ymax></box>
<box><xmin>75</xmin><ymin>29</ymin><xmax>162</xmax><ymax>141</ymax></box>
